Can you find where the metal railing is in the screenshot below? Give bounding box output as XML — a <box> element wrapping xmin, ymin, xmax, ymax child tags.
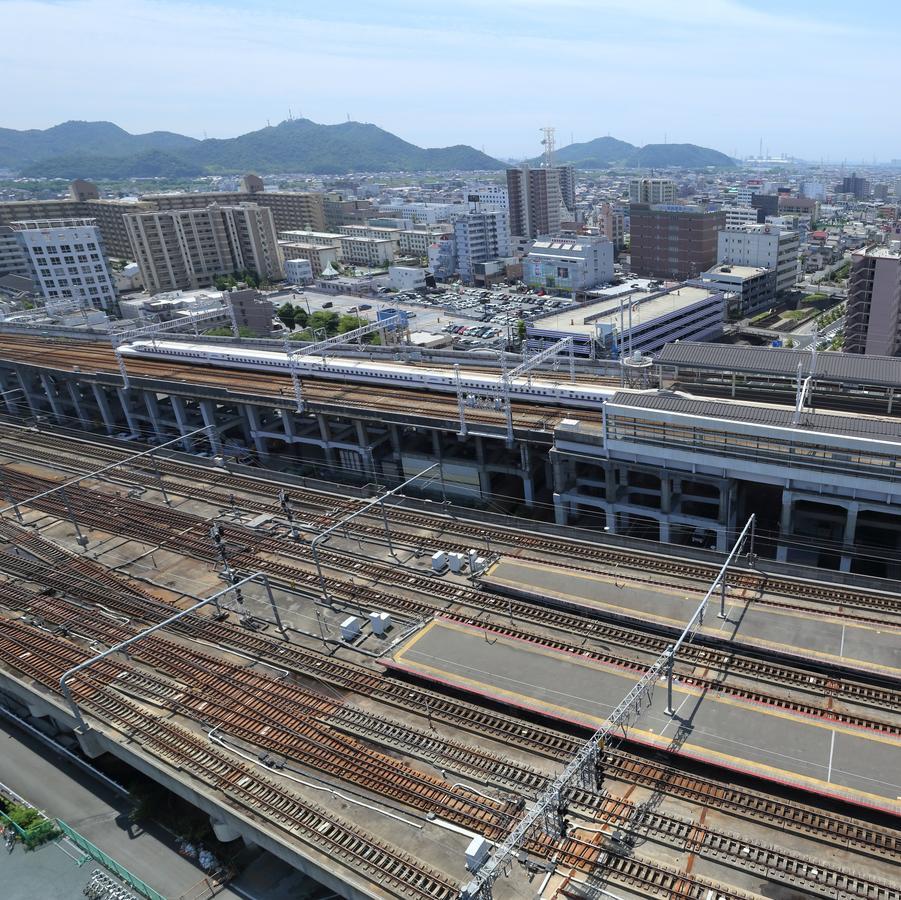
<box><xmin>56</xmin><ymin>819</ymin><xmax>167</xmax><ymax>900</ymax></box>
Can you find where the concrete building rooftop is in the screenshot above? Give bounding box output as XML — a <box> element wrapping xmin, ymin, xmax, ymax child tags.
<box><xmin>531</xmin><ymin>286</ymin><xmax>718</xmax><ymax>335</ymax></box>
<box><xmin>703</xmin><ymin>264</ymin><xmax>769</xmax><ymax>279</ymax></box>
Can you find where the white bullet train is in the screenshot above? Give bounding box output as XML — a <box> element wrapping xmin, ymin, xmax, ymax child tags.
<box><xmin>119</xmin><ymin>340</ymin><xmax>617</xmax><ymax>409</ymax></box>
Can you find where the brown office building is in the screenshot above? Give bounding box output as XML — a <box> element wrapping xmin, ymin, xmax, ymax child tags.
<box><xmin>629</xmin><ymin>203</ymin><xmax>725</xmax><ymax>281</ymax></box>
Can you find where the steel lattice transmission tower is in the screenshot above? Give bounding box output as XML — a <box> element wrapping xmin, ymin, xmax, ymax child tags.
<box><xmin>540</xmin><ymin>126</ymin><xmax>556</xmax><ymax>168</ymax></box>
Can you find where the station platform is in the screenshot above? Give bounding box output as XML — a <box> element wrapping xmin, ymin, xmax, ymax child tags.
<box><xmin>385</xmin><ymin>618</ymin><xmax>901</xmax><ymax>816</ymax></box>
<box><xmin>482</xmin><ymin>558</ymin><xmax>901</xmax><ymax>679</ymax></box>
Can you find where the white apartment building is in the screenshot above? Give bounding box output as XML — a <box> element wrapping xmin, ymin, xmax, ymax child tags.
<box><xmin>722</xmin><ymin>206</ymin><xmax>760</xmax><ymax>229</ymax></box>
<box><xmin>717</xmin><ymin>224</ymin><xmax>800</xmax><ymax>296</ymax></box>
<box><xmin>399</xmin><ymin>225</ymin><xmax>452</xmax><ymax>257</ymax></box>
<box><xmin>278</xmin><ymin>229</ymin><xmax>344</xmax><ymax>248</ymax></box>
<box><xmin>338</xmin><ymin>224</ymin><xmax>402</xmax><ymax>243</ymax></box>
<box><xmin>453</xmin><ymin>210</ymin><xmax>511</xmax><ymax>284</ymax></box>
<box><xmin>284</xmin><ymin>258</ymin><xmax>314</xmax><ymax>285</ymax></box>
<box><xmin>378</xmin><ymin>201</ymin><xmax>465</xmax><ymax>226</ymax></box>
<box><xmin>629</xmin><ymin>178</ymin><xmax>677</xmax><ymax>204</ymax></box>
<box><xmin>339</xmin><ymin>236</ymin><xmax>396</xmax><ymax>267</ymax></box>
<box><xmin>9</xmin><ymin>218</ymin><xmax>117</xmax><ymax>310</ymax></box>
<box><xmin>465</xmin><ymin>183</ymin><xmax>509</xmax><ymax>212</ymax></box>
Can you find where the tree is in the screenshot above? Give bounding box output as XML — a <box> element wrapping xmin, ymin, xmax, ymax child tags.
<box><xmin>309</xmin><ymin>310</ymin><xmax>340</xmax><ymax>335</ymax></box>
<box><xmin>293</xmin><ymin>306</ymin><xmax>309</xmax><ymax>329</ymax></box>
<box><xmin>338</xmin><ymin>314</ymin><xmax>366</xmax><ymax>333</ymax></box>
<box><xmin>277</xmin><ymin>302</ymin><xmax>296</xmax><ymax>330</ymax></box>
<box><xmin>516</xmin><ymin>319</ymin><xmax>527</xmax><ymax>345</ymax></box>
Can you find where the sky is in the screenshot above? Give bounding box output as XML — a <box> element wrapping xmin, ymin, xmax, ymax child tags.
<box><xmin>1</xmin><ymin>0</ymin><xmax>899</xmax><ymax>162</ymax></box>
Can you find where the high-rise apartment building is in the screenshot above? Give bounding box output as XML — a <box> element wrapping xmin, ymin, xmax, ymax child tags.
<box><xmin>125</xmin><ymin>203</ymin><xmax>282</xmax><ymax>294</ymax></box>
<box><xmin>506</xmin><ymin>165</ymin><xmax>574</xmax><ymax>239</ymax></box>
<box><xmin>0</xmin><ymin>178</ymin><xmax>325</xmax><ymax>259</ymax></box>
<box><xmin>5</xmin><ymin>218</ymin><xmax>117</xmax><ymax>310</ymax></box>
<box><xmin>836</xmin><ymin>172</ymin><xmax>870</xmax><ymax>200</ymax></box>
<box><xmin>717</xmin><ymin>224</ymin><xmax>800</xmax><ymax>296</ymax></box>
<box><xmin>629</xmin><ymin>204</ymin><xmax>725</xmax><ymax>281</ymax></box>
<box><xmin>845</xmin><ymin>243</ymin><xmax>901</xmax><ymax>356</ymax></box>
<box><xmin>454</xmin><ymin>210</ymin><xmax>511</xmax><ymax>284</ymax></box>
<box><xmin>629</xmin><ymin>178</ymin><xmax>677</xmax><ymax>205</ymax></box>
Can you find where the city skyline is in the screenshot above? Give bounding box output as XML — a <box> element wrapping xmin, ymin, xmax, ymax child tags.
<box><xmin>2</xmin><ymin>0</ymin><xmax>899</xmax><ymax>163</ymax></box>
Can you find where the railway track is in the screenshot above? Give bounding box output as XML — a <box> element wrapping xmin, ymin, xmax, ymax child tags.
<box><xmin>4</xmin><ymin>427</ymin><xmax>900</xmax><ymax>625</ymax></box>
<box><xmin>1</xmin><ymin>465</ymin><xmax>897</xmax><ymax>734</ymax></box>
<box><xmin>0</xmin><ymin>338</ymin><xmax>569</xmax><ymax>430</ymax></box>
<box><xmin>0</xmin><ymin>620</ymin><xmax>459</xmax><ymax>899</ymax></box>
<box><xmin>3</xmin><ymin>612</ymin><xmax>895</xmax><ymax>900</ymax></box>
<box><xmin>0</xmin><ymin>527</ymin><xmax>898</xmax><ymax>868</ymax></box>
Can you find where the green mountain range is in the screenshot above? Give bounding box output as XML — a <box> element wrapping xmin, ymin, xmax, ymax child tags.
<box><xmin>528</xmin><ymin>136</ymin><xmax>736</xmax><ymax>169</ymax></box>
<box><xmin>2</xmin><ymin>119</ymin><xmax>505</xmax><ymax>177</ymax></box>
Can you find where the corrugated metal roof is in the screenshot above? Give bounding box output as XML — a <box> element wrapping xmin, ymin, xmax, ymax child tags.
<box><xmin>656</xmin><ymin>342</ymin><xmax>901</xmax><ymax>387</ymax></box>
<box><xmin>608</xmin><ymin>391</ymin><xmax>901</xmax><ymax>440</ymax></box>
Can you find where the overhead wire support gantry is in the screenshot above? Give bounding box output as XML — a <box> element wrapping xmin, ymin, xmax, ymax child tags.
<box><xmin>282</xmin><ymin>314</ymin><xmax>405</xmax><ymax>413</ymax></box>
<box><xmin>460</xmin><ymin>513</ymin><xmax>757</xmax><ymax>900</ymax></box>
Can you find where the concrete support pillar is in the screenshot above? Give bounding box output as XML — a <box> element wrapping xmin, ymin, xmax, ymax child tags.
<box><xmin>605</xmin><ymin>507</ymin><xmax>617</xmax><ymax>533</ymax></box>
<box><xmin>316</xmin><ymin>414</ymin><xmax>336</xmax><ymax>466</ymax></box>
<box><xmin>605</xmin><ymin>466</ymin><xmax>617</xmax><ymax>502</ymax></box>
<box><xmin>244</xmin><ymin>405</ymin><xmax>271</xmax><ymax>460</ymax></box>
<box><xmin>278</xmin><ymin>408</ymin><xmax>295</xmax><ymax>439</ymax></box>
<box><xmin>659</xmin><ymin>475</ymin><xmax>672</xmax><ymax>514</ymax></box>
<box><xmin>169</xmin><ymin>395</ymin><xmax>195</xmax><ymax>451</ymax></box>
<box><xmin>66</xmin><ymin>381</ymin><xmax>90</xmax><ymax>429</ymax></box>
<box><xmin>90</xmin><ymin>383</ymin><xmax>117</xmax><ymax>434</ymax></box>
<box><xmin>520</xmin><ymin>442</ymin><xmax>534</xmax><ymax>507</ymax></box>
<box><xmin>776</xmin><ymin>490</ymin><xmax>793</xmax><ymax>562</ymax></box>
<box><xmin>116</xmin><ymin>388</ymin><xmax>140</xmax><ymax>437</ymax></box>
<box><xmin>237</xmin><ymin>404</ymin><xmax>253</xmax><ymax>446</ymax></box>
<box><xmin>0</xmin><ymin>371</ymin><xmax>24</xmax><ymax>418</ymax></box>
<box><xmin>390</xmin><ymin>424</ymin><xmax>403</xmax><ymax>459</ymax></box>
<box><xmin>200</xmin><ymin>400</ymin><xmax>223</xmax><ymax>455</ymax></box>
<box><xmin>475</xmin><ymin>436</ymin><xmax>486</xmax><ymax>466</ymax></box>
<box><xmin>210</xmin><ymin>815</ymin><xmax>242</xmax><ymax>844</ymax></box>
<box><xmin>658</xmin><ymin>519</ymin><xmax>670</xmax><ymax>544</ymax></box>
<box><xmin>19</xmin><ymin>373</ymin><xmax>44</xmax><ymax>421</ymax></box>
<box><xmin>39</xmin><ymin>373</ymin><xmax>66</xmax><ymax>425</ymax></box>
<box><xmin>143</xmin><ymin>392</ymin><xmax>166</xmax><ymax>442</ymax></box>
<box><xmin>840</xmin><ymin>502</ymin><xmax>859</xmax><ymax>573</ymax></box>
<box><xmin>553</xmin><ymin>493</ymin><xmax>567</xmax><ymax>526</ymax></box>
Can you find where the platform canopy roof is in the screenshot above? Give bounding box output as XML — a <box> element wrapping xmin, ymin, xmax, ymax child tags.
<box><xmin>656</xmin><ymin>342</ymin><xmax>901</xmax><ymax>389</ymax></box>
<box><xmin>608</xmin><ymin>390</ymin><xmax>901</xmax><ymax>441</ymax></box>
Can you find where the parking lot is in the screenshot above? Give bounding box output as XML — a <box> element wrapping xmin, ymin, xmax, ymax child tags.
<box><xmin>374</xmin><ymin>284</ymin><xmax>579</xmax><ymax>350</ymax></box>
